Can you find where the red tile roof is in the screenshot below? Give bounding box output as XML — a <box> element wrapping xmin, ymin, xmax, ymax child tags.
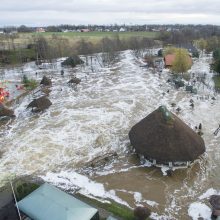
<box><xmin>164</xmin><ymin>54</ymin><xmax>176</xmax><ymax>66</ymax></box>
<box><xmin>164</xmin><ymin>54</ymin><xmax>192</xmax><ymax>67</ymax></box>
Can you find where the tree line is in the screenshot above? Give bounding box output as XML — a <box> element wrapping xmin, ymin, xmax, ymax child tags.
<box><xmin>0</xmin><ymin>33</ymin><xmax>159</xmax><ymax>66</ymax></box>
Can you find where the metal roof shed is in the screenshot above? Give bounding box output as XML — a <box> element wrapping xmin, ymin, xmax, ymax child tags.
<box><xmin>17</xmin><ymin>183</ymin><xmax>99</xmax><ymax>220</ymax></box>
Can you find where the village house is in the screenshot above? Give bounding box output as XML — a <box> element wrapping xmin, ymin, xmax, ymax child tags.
<box><xmin>80</xmin><ymin>29</ymin><xmax>90</xmax><ymax>32</ymax></box>
<box><xmin>36</xmin><ymin>27</ymin><xmax>46</xmax><ymax>33</ymax></box>
<box><xmin>119</xmin><ymin>27</ymin><xmax>126</xmax><ymax>32</ymax></box>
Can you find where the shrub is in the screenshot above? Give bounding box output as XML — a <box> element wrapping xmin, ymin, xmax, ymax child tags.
<box><xmin>22</xmin><ymin>75</ymin><xmax>38</xmax><ymax>90</ymax></box>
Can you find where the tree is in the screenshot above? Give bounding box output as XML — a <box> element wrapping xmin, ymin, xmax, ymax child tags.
<box><xmin>100</xmin><ymin>37</ymin><xmax>118</xmax><ymax>67</ymax></box>
<box><xmin>164</xmin><ymin>47</ymin><xmax>178</xmax><ymax>56</ymax></box>
<box><xmin>171</xmin><ymin>48</ymin><xmax>192</xmax><ymax>75</ymax></box>
<box><xmin>17</xmin><ymin>25</ymin><xmax>32</xmax><ymax>33</ymax></box>
<box><xmin>196</xmin><ymin>38</ymin><xmax>207</xmax><ymax>55</ymax></box>
<box><xmin>76</xmin><ymin>39</ymin><xmax>94</xmax><ymax>65</ymax></box>
<box><xmin>33</xmin><ymin>36</ymin><xmax>51</xmax><ymax>60</ymax></box>
<box><xmin>212</xmin><ymin>48</ymin><xmax>220</xmax><ymax>75</ymax></box>
<box><xmin>213</xmin><ymin>48</ymin><xmax>220</xmax><ymax>60</ymax></box>
<box><xmin>213</xmin><ymin>59</ymin><xmax>220</xmax><ymax>75</ymax></box>
<box><xmin>206</xmin><ymin>36</ymin><xmax>220</xmax><ymax>52</ymax></box>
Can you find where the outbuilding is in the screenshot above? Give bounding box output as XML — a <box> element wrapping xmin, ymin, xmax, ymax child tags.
<box><xmin>17</xmin><ymin>183</ymin><xmax>99</xmax><ymax>220</ymax></box>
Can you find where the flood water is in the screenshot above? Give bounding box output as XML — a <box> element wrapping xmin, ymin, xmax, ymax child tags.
<box><xmin>0</xmin><ymin>51</ymin><xmax>220</xmax><ymax>219</ymax></box>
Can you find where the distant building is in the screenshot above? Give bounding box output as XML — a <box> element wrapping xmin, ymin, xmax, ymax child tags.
<box><xmin>0</xmin><ymin>30</ymin><xmax>4</xmax><ymax>34</ymax></box>
<box><xmin>96</xmin><ymin>28</ymin><xmax>103</xmax><ymax>32</ymax></box>
<box><xmin>62</xmin><ymin>29</ymin><xmax>71</xmax><ymax>33</ymax></box>
<box><xmin>36</xmin><ymin>27</ymin><xmax>46</xmax><ymax>33</ymax></box>
<box><xmin>10</xmin><ymin>30</ymin><xmax>18</xmax><ymax>35</ymax></box>
<box><xmin>80</xmin><ymin>29</ymin><xmax>90</xmax><ymax>32</ymax></box>
<box><xmin>119</xmin><ymin>27</ymin><xmax>126</xmax><ymax>32</ymax></box>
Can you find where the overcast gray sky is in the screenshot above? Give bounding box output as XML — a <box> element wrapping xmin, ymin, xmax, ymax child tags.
<box><xmin>1</xmin><ymin>0</ymin><xmax>220</xmax><ymax>26</ymax></box>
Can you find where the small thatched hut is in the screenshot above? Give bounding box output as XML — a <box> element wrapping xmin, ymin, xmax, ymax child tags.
<box><xmin>68</xmin><ymin>77</ymin><xmax>81</xmax><ymax>85</ymax></box>
<box><xmin>27</xmin><ymin>96</ymin><xmax>52</xmax><ymax>112</ymax></box>
<box><xmin>210</xmin><ymin>195</ymin><xmax>220</xmax><ymax>217</ymax></box>
<box><xmin>61</xmin><ymin>55</ymin><xmax>84</xmax><ymax>68</ymax></box>
<box><xmin>129</xmin><ymin>106</ymin><xmax>205</xmax><ymax>164</ymax></box>
<box><xmin>40</xmin><ymin>76</ymin><xmax>52</xmax><ymax>86</ymax></box>
<box><xmin>0</xmin><ymin>103</ymin><xmax>15</xmax><ymax>117</ymax></box>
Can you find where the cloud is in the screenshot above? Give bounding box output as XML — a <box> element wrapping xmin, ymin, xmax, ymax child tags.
<box><xmin>1</xmin><ymin>0</ymin><xmax>220</xmax><ymax>26</ymax></box>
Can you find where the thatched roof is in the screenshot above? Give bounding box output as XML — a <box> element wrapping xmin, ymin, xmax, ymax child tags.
<box><xmin>0</xmin><ymin>103</ymin><xmax>14</xmax><ymax>117</ymax></box>
<box><xmin>61</xmin><ymin>55</ymin><xmax>84</xmax><ymax>68</ymax></box>
<box><xmin>210</xmin><ymin>195</ymin><xmax>220</xmax><ymax>210</ymax></box>
<box><xmin>40</xmin><ymin>76</ymin><xmax>52</xmax><ymax>86</ymax></box>
<box><xmin>129</xmin><ymin>106</ymin><xmax>205</xmax><ymax>163</ymax></box>
<box><xmin>68</xmin><ymin>77</ymin><xmax>81</xmax><ymax>85</ymax></box>
<box><xmin>27</xmin><ymin>96</ymin><xmax>52</xmax><ymax>111</ymax></box>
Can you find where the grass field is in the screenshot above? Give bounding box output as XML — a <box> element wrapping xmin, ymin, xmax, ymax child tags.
<box><xmin>17</xmin><ymin>31</ymin><xmax>158</xmax><ymax>44</ymax></box>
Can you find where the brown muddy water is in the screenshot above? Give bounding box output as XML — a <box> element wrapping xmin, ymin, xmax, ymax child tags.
<box><xmin>0</xmin><ymin>51</ymin><xmax>220</xmax><ymax>219</ymax></box>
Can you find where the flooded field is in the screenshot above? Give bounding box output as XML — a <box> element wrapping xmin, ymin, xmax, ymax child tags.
<box><xmin>0</xmin><ymin>51</ymin><xmax>220</xmax><ymax>219</ymax></box>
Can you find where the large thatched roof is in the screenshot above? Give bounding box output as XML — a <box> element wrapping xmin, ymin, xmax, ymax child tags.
<box><xmin>129</xmin><ymin>106</ymin><xmax>205</xmax><ymax>163</ymax></box>
<box><xmin>40</xmin><ymin>76</ymin><xmax>52</xmax><ymax>86</ymax></box>
<box><xmin>27</xmin><ymin>96</ymin><xmax>52</xmax><ymax>111</ymax></box>
<box><xmin>0</xmin><ymin>103</ymin><xmax>14</xmax><ymax>117</ymax></box>
<box><xmin>61</xmin><ymin>55</ymin><xmax>84</xmax><ymax>68</ymax></box>
<box><xmin>68</xmin><ymin>77</ymin><xmax>81</xmax><ymax>85</ymax></box>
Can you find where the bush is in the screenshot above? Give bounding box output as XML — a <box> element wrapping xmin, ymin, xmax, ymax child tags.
<box><xmin>192</xmin><ymin>51</ymin><xmax>199</xmax><ymax>58</ymax></box>
<box><xmin>213</xmin><ymin>48</ymin><xmax>220</xmax><ymax>60</ymax></box>
<box><xmin>22</xmin><ymin>75</ymin><xmax>38</xmax><ymax>90</ymax></box>
<box><xmin>212</xmin><ymin>59</ymin><xmax>220</xmax><ymax>75</ymax></box>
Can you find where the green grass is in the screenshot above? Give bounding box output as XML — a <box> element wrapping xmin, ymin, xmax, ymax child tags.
<box><xmin>76</xmin><ymin>193</ymin><xmax>135</xmax><ymax>220</ymax></box>
<box><xmin>13</xmin><ymin>181</ymin><xmax>135</xmax><ymax>220</ymax></box>
<box><xmin>11</xmin><ymin>181</ymin><xmax>152</xmax><ymax>220</ymax></box>
<box><xmin>213</xmin><ymin>75</ymin><xmax>220</xmax><ymax>89</ymax></box>
<box><xmin>18</xmin><ymin>31</ymin><xmax>158</xmax><ymax>44</ymax></box>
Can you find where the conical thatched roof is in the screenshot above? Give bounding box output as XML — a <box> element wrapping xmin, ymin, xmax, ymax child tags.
<box><xmin>0</xmin><ymin>103</ymin><xmax>14</xmax><ymax>117</ymax></box>
<box><xmin>68</xmin><ymin>77</ymin><xmax>81</xmax><ymax>85</ymax></box>
<box><xmin>129</xmin><ymin>106</ymin><xmax>205</xmax><ymax>163</ymax></box>
<box><xmin>27</xmin><ymin>96</ymin><xmax>52</xmax><ymax>111</ymax></box>
<box><xmin>40</xmin><ymin>76</ymin><xmax>52</xmax><ymax>86</ymax></box>
<box><xmin>210</xmin><ymin>195</ymin><xmax>220</xmax><ymax>210</ymax></box>
<box><xmin>61</xmin><ymin>55</ymin><xmax>84</xmax><ymax>68</ymax></box>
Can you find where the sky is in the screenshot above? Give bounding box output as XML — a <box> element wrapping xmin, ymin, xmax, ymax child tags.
<box><xmin>1</xmin><ymin>0</ymin><xmax>220</xmax><ymax>26</ymax></box>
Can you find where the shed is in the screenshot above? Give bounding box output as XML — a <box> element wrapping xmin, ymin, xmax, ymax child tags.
<box><xmin>17</xmin><ymin>183</ymin><xmax>99</xmax><ymax>220</ymax></box>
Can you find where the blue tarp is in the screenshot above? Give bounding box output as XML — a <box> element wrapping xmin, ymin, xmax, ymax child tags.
<box><xmin>17</xmin><ymin>183</ymin><xmax>98</xmax><ymax>220</ymax></box>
